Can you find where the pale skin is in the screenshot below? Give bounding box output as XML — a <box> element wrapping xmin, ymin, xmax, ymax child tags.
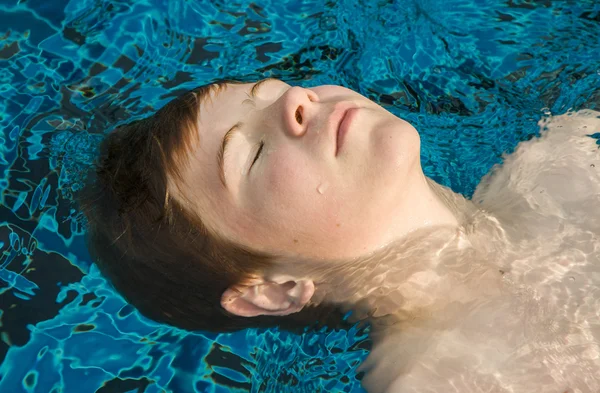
<box><xmin>174</xmin><ymin>79</ymin><xmax>600</xmax><ymax>392</ymax></box>
<box><xmin>173</xmin><ymin>79</ymin><xmax>458</xmax><ymax>316</ymax></box>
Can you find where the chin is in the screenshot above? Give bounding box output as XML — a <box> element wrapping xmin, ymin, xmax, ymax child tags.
<box><xmin>376</xmin><ymin>120</ymin><xmax>421</xmax><ymax>174</ymax></box>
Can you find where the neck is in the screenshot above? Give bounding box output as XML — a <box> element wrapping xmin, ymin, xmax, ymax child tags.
<box><xmin>381</xmin><ymin>172</ymin><xmax>462</xmax><ymax>244</ymax></box>
<box><xmin>310</xmin><ymin>177</ymin><xmax>502</xmax><ymax>327</ymax></box>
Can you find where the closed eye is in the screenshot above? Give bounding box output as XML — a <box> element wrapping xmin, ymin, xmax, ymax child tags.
<box><xmin>250</xmin><ymin>140</ymin><xmax>264</xmax><ymax>171</ymax></box>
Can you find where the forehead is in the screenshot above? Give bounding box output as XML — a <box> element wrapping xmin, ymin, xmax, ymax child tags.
<box><xmin>186</xmin><ymin>82</ymin><xmax>253</xmax><ymax>179</ymax></box>
<box><xmin>199</xmin><ymin>82</ymin><xmax>254</xmax><ymax>131</ymax></box>
<box><xmin>174</xmin><ymin>83</ymin><xmax>253</xmax><ymax>212</ymax></box>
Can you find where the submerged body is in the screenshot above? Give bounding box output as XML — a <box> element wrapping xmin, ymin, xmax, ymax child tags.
<box><xmin>87</xmin><ymin>77</ymin><xmax>599</xmax><ymax>393</ymax></box>
<box><xmin>358</xmin><ymin>110</ymin><xmax>600</xmax><ymax>393</ymax></box>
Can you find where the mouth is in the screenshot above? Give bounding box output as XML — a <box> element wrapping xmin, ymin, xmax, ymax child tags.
<box><xmin>335</xmin><ymin>108</ymin><xmax>357</xmax><ymax>156</ymax></box>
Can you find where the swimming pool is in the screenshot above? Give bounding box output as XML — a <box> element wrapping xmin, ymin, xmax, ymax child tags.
<box><xmin>0</xmin><ymin>0</ymin><xmax>598</xmax><ymax>392</ymax></box>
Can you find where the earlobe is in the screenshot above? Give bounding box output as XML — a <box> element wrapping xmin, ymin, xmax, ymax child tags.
<box><xmin>220</xmin><ymin>279</ymin><xmax>315</xmax><ymax>318</ymax></box>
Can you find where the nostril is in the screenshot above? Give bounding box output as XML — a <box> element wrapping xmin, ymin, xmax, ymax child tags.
<box><xmin>295</xmin><ymin>107</ymin><xmax>303</xmax><ymax>125</ymax></box>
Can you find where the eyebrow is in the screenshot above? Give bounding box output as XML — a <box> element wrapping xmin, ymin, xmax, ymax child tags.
<box><xmin>217</xmin><ymin>78</ymin><xmax>276</xmax><ymax>188</ymax></box>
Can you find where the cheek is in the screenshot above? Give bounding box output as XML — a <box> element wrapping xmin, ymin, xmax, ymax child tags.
<box><xmin>259</xmin><ymin>150</ymin><xmax>340</xmax><ymax>227</ymax></box>
<box><xmin>263</xmin><ymin>150</ymin><xmax>316</xmax><ymax>207</ymax></box>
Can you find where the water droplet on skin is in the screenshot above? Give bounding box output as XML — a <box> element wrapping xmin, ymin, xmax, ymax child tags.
<box><xmin>317</xmin><ymin>183</ymin><xmax>329</xmax><ymax>194</ymax></box>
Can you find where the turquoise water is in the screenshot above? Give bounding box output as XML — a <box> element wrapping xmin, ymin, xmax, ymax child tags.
<box><xmin>0</xmin><ymin>0</ymin><xmax>599</xmax><ymax>392</ymax></box>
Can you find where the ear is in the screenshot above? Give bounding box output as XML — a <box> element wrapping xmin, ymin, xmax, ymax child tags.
<box><xmin>220</xmin><ymin>275</ymin><xmax>315</xmax><ymax>318</ymax></box>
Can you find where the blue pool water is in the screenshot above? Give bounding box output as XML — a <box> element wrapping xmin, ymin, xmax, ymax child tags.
<box><xmin>0</xmin><ymin>0</ymin><xmax>599</xmax><ymax>392</ymax></box>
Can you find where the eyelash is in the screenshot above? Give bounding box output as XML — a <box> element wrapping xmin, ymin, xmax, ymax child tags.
<box><xmin>250</xmin><ymin>140</ymin><xmax>264</xmax><ymax>170</ymax></box>
<box><xmin>246</xmin><ymin>80</ymin><xmax>272</xmax><ymax>172</ymax></box>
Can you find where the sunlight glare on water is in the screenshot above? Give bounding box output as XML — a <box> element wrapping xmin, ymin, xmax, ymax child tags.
<box><xmin>0</xmin><ymin>0</ymin><xmax>599</xmax><ymax>392</ymax></box>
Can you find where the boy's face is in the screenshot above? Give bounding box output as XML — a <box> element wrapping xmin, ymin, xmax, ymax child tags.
<box><xmin>177</xmin><ymin>79</ymin><xmax>422</xmax><ymax>260</ymax></box>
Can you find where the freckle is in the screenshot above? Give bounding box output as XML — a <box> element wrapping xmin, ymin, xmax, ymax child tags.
<box><xmin>293</xmin><ymin>239</ymin><xmax>298</xmax><ymax>243</ymax></box>
<box><xmin>336</xmin><ymin>223</ymin><xmax>341</xmax><ymax>227</ymax></box>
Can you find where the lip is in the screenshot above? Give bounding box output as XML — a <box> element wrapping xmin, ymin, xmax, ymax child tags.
<box><xmin>335</xmin><ymin>108</ymin><xmax>357</xmax><ymax>156</ymax></box>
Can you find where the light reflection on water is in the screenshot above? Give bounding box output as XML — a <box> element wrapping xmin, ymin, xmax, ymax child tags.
<box><xmin>0</xmin><ymin>0</ymin><xmax>599</xmax><ymax>392</ymax></box>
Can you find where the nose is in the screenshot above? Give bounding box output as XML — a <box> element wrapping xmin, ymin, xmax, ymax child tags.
<box><xmin>280</xmin><ymin>86</ymin><xmax>318</xmax><ymax>137</ymax></box>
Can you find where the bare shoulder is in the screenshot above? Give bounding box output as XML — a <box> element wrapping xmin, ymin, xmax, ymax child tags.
<box><xmin>473</xmin><ymin>109</ymin><xmax>600</xmax><ymax>218</ymax></box>
<box><xmin>539</xmin><ymin>108</ymin><xmax>600</xmax><ymax>137</ymax></box>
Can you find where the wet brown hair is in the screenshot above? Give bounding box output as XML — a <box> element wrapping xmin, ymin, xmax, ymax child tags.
<box><xmin>78</xmin><ymin>80</ymin><xmax>349</xmax><ymax>332</ymax></box>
